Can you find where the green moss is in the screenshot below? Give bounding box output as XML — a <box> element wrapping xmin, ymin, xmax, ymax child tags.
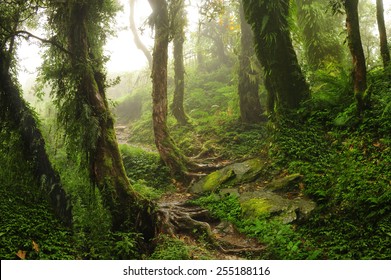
<box><xmin>103</xmin><ymin>156</ymin><xmax>113</xmax><ymax>168</ymax></box>
<box><xmin>201</xmin><ymin>169</ymin><xmax>236</xmax><ymax>192</ymax></box>
<box><xmin>241</xmin><ymin>198</ymin><xmax>272</xmax><ymax>219</ymax></box>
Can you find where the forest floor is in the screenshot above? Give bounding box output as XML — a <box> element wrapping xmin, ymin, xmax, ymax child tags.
<box><xmin>156</xmin><ymin>191</ymin><xmax>266</xmax><ymax>260</ymax></box>
<box><xmin>116</xmin><ymin>125</ymin><xmax>267</xmax><ymax>259</ymax></box>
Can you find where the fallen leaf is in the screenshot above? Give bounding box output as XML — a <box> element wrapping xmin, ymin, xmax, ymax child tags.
<box><xmin>16</xmin><ymin>250</ymin><xmax>27</xmax><ymax>260</ymax></box>
<box><xmin>32</xmin><ymin>240</ymin><xmax>39</xmax><ymax>252</ymax></box>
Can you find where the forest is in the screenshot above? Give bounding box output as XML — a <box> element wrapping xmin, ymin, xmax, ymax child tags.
<box><xmin>0</xmin><ymin>0</ymin><xmax>390</xmax><ymax>260</ymax></box>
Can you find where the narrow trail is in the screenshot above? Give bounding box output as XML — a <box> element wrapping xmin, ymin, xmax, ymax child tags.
<box><xmin>115</xmin><ymin>125</ymin><xmax>266</xmax><ymax>259</ymax></box>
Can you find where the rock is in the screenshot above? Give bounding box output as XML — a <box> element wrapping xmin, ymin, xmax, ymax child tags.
<box><xmin>239</xmin><ymin>189</ymin><xmax>316</xmax><ymax>224</ymax></box>
<box><xmin>190</xmin><ymin>158</ymin><xmax>316</xmax><ymax>223</ymax></box>
<box><xmin>190</xmin><ymin>158</ymin><xmax>266</xmax><ymax>193</ymax></box>
<box><xmin>264</xmin><ymin>173</ymin><xmax>303</xmax><ymax>193</ymax></box>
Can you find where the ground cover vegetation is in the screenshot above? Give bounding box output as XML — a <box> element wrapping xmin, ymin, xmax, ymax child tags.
<box><xmin>1</xmin><ymin>0</ymin><xmax>390</xmax><ymax>260</ymax></box>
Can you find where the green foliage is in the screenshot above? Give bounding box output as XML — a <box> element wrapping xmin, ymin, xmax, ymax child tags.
<box><xmin>149</xmin><ymin>235</ymin><xmax>192</xmax><ymax>260</ymax></box>
<box><xmin>192</xmin><ymin>193</ymin><xmax>316</xmax><ymax>259</ymax></box>
<box><xmin>0</xmin><ymin>130</ymin><xmax>76</xmax><ymax>260</ymax></box>
<box><xmin>111</xmin><ymin>231</ymin><xmax>143</xmax><ymax>260</ymax></box>
<box><xmin>46</xmin><ymin>141</ymin><xmax>145</xmax><ymax>259</ymax></box>
<box><xmin>302</xmin><ymin>65</ymin><xmax>354</xmax><ymax>121</ymax></box>
<box><xmin>38</xmin><ymin>0</ymin><xmax>120</xmax><ymax>165</ymax></box>
<box><xmin>269</xmin><ymin>69</ymin><xmax>391</xmax><ymax>259</ymax></box>
<box><xmin>185</xmin><ymin>64</ymin><xmax>236</xmax><ymax>115</ymax></box>
<box><xmin>294</xmin><ymin>0</ymin><xmax>345</xmax><ymax>69</ymax></box>
<box><xmin>120</xmin><ymin>144</ymin><xmax>173</xmax><ymax>192</ymax></box>
<box><xmin>191</xmin><ymin>194</ymin><xmax>242</xmax><ymax>223</ymax></box>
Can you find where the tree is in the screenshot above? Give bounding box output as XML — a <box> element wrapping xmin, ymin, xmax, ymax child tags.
<box><xmin>238</xmin><ymin>0</ymin><xmax>264</xmax><ymax>123</ymax></box>
<box><xmin>149</xmin><ymin>0</ymin><xmax>190</xmax><ymax>180</ymax></box>
<box><xmin>0</xmin><ymin>0</ymin><xmax>71</xmax><ymax>225</ymax></box>
<box><xmin>42</xmin><ymin>0</ymin><xmax>153</xmax><ymax>235</ymax></box>
<box><xmin>343</xmin><ymin>0</ymin><xmax>367</xmax><ymax>112</ymax></box>
<box><xmin>198</xmin><ymin>0</ymin><xmax>235</xmax><ymax>66</ymax></box>
<box><xmin>129</xmin><ymin>0</ymin><xmax>152</xmax><ymax>68</ymax></box>
<box><xmin>170</xmin><ymin>0</ymin><xmax>190</xmax><ymax>126</ymax></box>
<box><xmin>295</xmin><ymin>0</ymin><xmax>345</xmax><ymax>69</ymax></box>
<box><xmin>376</xmin><ymin>0</ymin><xmax>390</xmax><ymax>68</ymax></box>
<box><xmin>243</xmin><ymin>0</ymin><xmax>309</xmax><ymax>114</ymax></box>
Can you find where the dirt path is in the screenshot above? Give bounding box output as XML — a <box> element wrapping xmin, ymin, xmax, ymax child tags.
<box><xmin>156</xmin><ymin>192</ymin><xmax>265</xmax><ymax>260</ymax></box>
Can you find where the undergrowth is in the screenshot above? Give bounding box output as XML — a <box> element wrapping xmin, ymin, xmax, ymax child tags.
<box><xmin>0</xmin><ymin>129</ymin><xmax>76</xmax><ymax>259</ymax></box>
<box><xmin>268</xmin><ymin>68</ymin><xmax>391</xmax><ymax>259</ymax></box>
<box><xmin>191</xmin><ymin>194</ymin><xmax>320</xmax><ymax>259</ymax></box>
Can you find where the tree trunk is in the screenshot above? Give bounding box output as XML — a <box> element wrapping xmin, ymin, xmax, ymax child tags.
<box><xmin>344</xmin><ymin>0</ymin><xmax>367</xmax><ymax>113</ymax></box>
<box><xmin>238</xmin><ymin>0</ymin><xmax>264</xmax><ymax>123</ymax></box>
<box><xmin>376</xmin><ymin>0</ymin><xmax>390</xmax><ymax>68</ymax></box>
<box><xmin>149</xmin><ymin>0</ymin><xmax>189</xmax><ymax>180</ymax></box>
<box><xmin>243</xmin><ymin>0</ymin><xmax>309</xmax><ymax>113</ymax></box>
<box><xmin>129</xmin><ymin>0</ymin><xmax>152</xmax><ymax>68</ymax></box>
<box><xmin>171</xmin><ymin>0</ymin><xmax>189</xmax><ymax>126</ymax></box>
<box><xmin>0</xmin><ymin>50</ymin><xmax>71</xmax><ymax>226</ymax></box>
<box><xmin>66</xmin><ymin>1</ymin><xmax>154</xmax><ymax>235</ymax></box>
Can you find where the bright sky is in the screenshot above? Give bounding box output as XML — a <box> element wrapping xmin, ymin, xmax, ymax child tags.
<box><xmin>16</xmin><ymin>0</ymin><xmax>391</xmax><ymax>89</ymax></box>
<box><xmin>104</xmin><ymin>0</ymin><xmax>153</xmax><ymax>74</ymax></box>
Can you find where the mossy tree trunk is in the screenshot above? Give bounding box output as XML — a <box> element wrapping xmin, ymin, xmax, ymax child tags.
<box><xmin>149</xmin><ymin>0</ymin><xmax>189</xmax><ymax>180</ymax></box>
<box><xmin>54</xmin><ymin>1</ymin><xmax>154</xmax><ymax>235</ymax></box>
<box><xmin>376</xmin><ymin>0</ymin><xmax>390</xmax><ymax>68</ymax></box>
<box><xmin>343</xmin><ymin>0</ymin><xmax>367</xmax><ymax>113</ymax></box>
<box><xmin>171</xmin><ymin>0</ymin><xmax>189</xmax><ymax>126</ymax></box>
<box><xmin>238</xmin><ymin>0</ymin><xmax>264</xmax><ymax>123</ymax></box>
<box><xmin>243</xmin><ymin>0</ymin><xmax>309</xmax><ymax>114</ymax></box>
<box><xmin>0</xmin><ymin>48</ymin><xmax>71</xmax><ymax>226</ymax></box>
<box><xmin>0</xmin><ymin>2</ymin><xmax>72</xmax><ymax>226</ymax></box>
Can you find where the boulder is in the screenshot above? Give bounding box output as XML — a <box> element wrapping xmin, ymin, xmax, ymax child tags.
<box><xmin>239</xmin><ymin>189</ymin><xmax>316</xmax><ymax>224</ymax></box>
<box><xmin>190</xmin><ymin>158</ymin><xmax>266</xmax><ymax>193</ymax></box>
<box><xmin>190</xmin><ymin>159</ymin><xmax>316</xmax><ymax>224</ymax></box>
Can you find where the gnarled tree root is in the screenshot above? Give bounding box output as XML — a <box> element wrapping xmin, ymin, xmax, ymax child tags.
<box><xmin>155</xmin><ymin>201</ymin><xmax>265</xmax><ymax>255</ymax></box>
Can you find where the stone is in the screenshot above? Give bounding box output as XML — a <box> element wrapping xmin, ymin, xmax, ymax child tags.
<box><xmin>239</xmin><ymin>188</ymin><xmax>316</xmax><ymax>224</ymax></box>
<box><xmin>190</xmin><ymin>158</ymin><xmax>266</xmax><ymax>193</ymax></box>
<box><xmin>264</xmin><ymin>173</ymin><xmax>303</xmax><ymax>193</ymax></box>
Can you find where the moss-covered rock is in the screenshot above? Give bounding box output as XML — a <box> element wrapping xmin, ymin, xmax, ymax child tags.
<box><xmin>264</xmin><ymin>173</ymin><xmax>303</xmax><ymax>193</ymax></box>
<box><xmin>241</xmin><ymin>198</ymin><xmax>272</xmax><ymax>218</ymax></box>
<box><xmin>190</xmin><ymin>158</ymin><xmax>266</xmax><ymax>193</ymax></box>
<box><xmin>239</xmin><ymin>189</ymin><xmax>316</xmax><ymax>223</ymax></box>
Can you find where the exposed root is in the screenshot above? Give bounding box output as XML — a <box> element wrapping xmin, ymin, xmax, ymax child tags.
<box><xmin>155</xmin><ymin>201</ymin><xmax>265</xmax><ymax>256</ymax></box>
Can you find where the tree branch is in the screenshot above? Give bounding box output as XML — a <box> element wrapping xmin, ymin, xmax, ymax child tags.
<box><xmin>12</xmin><ymin>30</ymin><xmax>74</xmax><ymax>56</ymax></box>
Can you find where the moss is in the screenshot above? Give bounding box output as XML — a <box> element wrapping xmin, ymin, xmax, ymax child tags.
<box><xmin>103</xmin><ymin>155</ymin><xmax>113</xmax><ymax>169</ymax></box>
<box><xmin>236</xmin><ymin>158</ymin><xmax>265</xmax><ymax>183</ymax></box>
<box><xmin>241</xmin><ymin>198</ymin><xmax>272</xmax><ymax>219</ymax></box>
<box><xmin>265</xmin><ymin>173</ymin><xmax>303</xmax><ymax>193</ymax></box>
<box><xmin>190</xmin><ymin>158</ymin><xmax>266</xmax><ymax>193</ymax></box>
<box><xmin>201</xmin><ymin>169</ymin><xmax>236</xmax><ymax>192</ymax></box>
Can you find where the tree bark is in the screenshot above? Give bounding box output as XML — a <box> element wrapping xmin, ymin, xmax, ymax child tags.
<box><xmin>344</xmin><ymin>0</ymin><xmax>367</xmax><ymax>113</ymax></box>
<box><xmin>243</xmin><ymin>0</ymin><xmax>309</xmax><ymax>113</ymax></box>
<box><xmin>171</xmin><ymin>0</ymin><xmax>189</xmax><ymax>126</ymax></box>
<box><xmin>238</xmin><ymin>0</ymin><xmax>264</xmax><ymax>123</ymax></box>
<box><xmin>0</xmin><ymin>49</ymin><xmax>71</xmax><ymax>226</ymax></box>
<box><xmin>149</xmin><ymin>0</ymin><xmax>189</xmax><ymax>180</ymax></box>
<box><xmin>376</xmin><ymin>0</ymin><xmax>390</xmax><ymax>68</ymax></box>
<box><xmin>65</xmin><ymin>1</ymin><xmax>154</xmax><ymax>235</ymax></box>
<box><xmin>129</xmin><ymin>0</ymin><xmax>152</xmax><ymax>69</ymax></box>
